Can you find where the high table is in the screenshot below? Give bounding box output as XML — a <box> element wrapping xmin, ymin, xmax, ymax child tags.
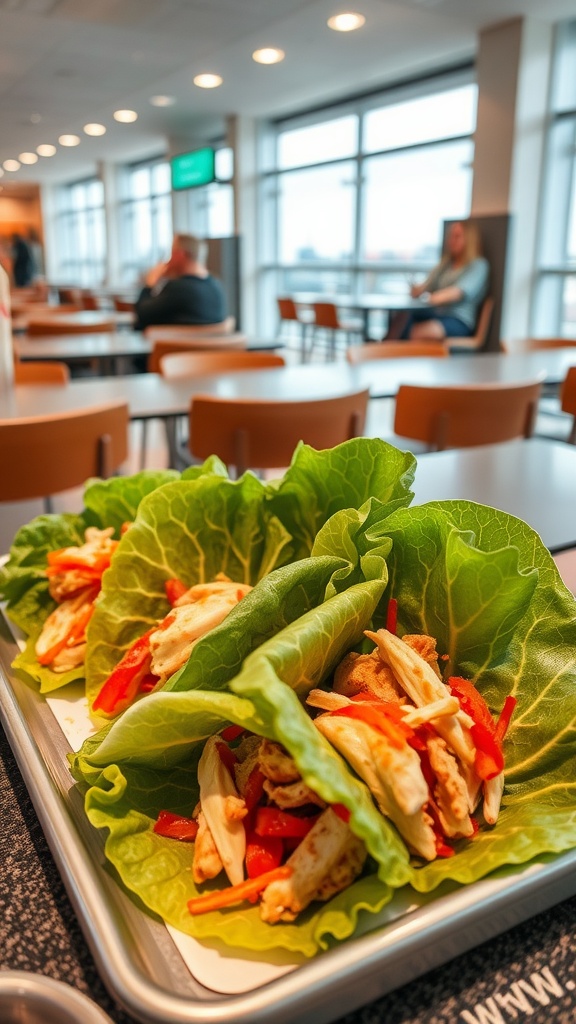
<box><xmin>411</xmin><ymin>438</ymin><xmax>576</xmax><ymax>553</ymax></box>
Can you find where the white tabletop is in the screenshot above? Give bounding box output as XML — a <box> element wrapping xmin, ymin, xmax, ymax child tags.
<box><xmin>2</xmin><ymin>350</ymin><xmax>575</xmax><ymax>422</ymax></box>
<box><xmin>412</xmin><ymin>438</ymin><xmax>576</xmax><ymax>553</ymax></box>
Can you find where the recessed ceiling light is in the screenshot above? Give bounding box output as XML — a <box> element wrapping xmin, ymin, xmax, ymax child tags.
<box><xmin>37</xmin><ymin>143</ymin><xmax>57</xmax><ymax>157</ymax></box>
<box><xmin>19</xmin><ymin>152</ymin><xmax>38</xmax><ymax>164</ymax></box>
<box><xmin>193</xmin><ymin>73</ymin><xmax>222</xmax><ymax>89</ymax></box>
<box><xmin>30</xmin><ymin>112</ymin><xmax>42</xmax><ymax>125</ymax></box>
<box><xmin>3</xmin><ymin>159</ymin><xmax>21</xmax><ymax>172</ymax></box>
<box><xmin>327</xmin><ymin>12</ymin><xmax>366</xmax><ymax>31</ymax></box>
<box><xmin>59</xmin><ymin>134</ymin><xmax>80</xmax><ymax>147</ymax></box>
<box><xmin>114</xmin><ymin>109</ymin><xmax>138</xmax><ymax>123</ymax></box>
<box><xmin>252</xmin><ymin>47</ymin><xmax>285</xmax><ymax>65</ymax></box>
<box><xmin>84</xmin><ymin>122</ymin><xmax>106</xmax><ymax>136</ymax></box>
<box><xmin>150</xmin><ymin>95</ymin><xmax>176</xmax><ymax>107</ymax></box>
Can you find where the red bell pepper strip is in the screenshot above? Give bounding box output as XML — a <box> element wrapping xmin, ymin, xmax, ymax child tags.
<box><xmin>243</xmin><ymin>767</ymin><xmax>265</xmax><ymax>812</ymax></box>
<box><xmin>255</xmin><ymin>807</ymin><xmax>319</xmax><ymax>839</ymax></box>
<box><xmin>494</xmin><ymin>695</ymin><xmax>517</xmax><ymax>744</ymax></box>
<box><xmin>153</xmin><ymin>810</ymin><xmax>198</xmax><ymax>842</ymax></box>
<box><xmin>187</xmin><ymin>866</ymin><xmax>292</xmax><ymax>915</ymax></box>
<box><xmin>92</xmin><ymin>628</ymin><xmax>155</xmax><ymax>714</ymax></box>
<box><xmin>448</xmin><ymin>676</ymin><xmax>496</xmax><ymax>731</ymax></box>
<box><xmin>471</xmin><ymin>722</ymin><xmax>505</xmax><ymax>780</ymax></box>
<box><xmin>164</xmin><ymin>578</ymin><xmax>188</xmax><ymax>606</ymax></box>
<box><xmin>331</xmin><ymin>803</ymin><xmax>351</xmax><ymax>823</ymax></box>
<box><xmin>139</xmin><ymin>673</ymin><xmax>160</xmax><ymax>693</ymax></box>
<box><xmin>245</xmin><ymin>830</ymin><xmax>283</xmax><ymax>878</ymax></box>
<box><xmin>216</xmin><ymin>741</ymin><xmax>238</xmax><ymax>777</ymax></box>
<box><xmin>385</xmin><ymin>598</ymin><xmax>398</xmax><ymax>635</ymax></box>
<box><xmin>220</xmin><ymin>724</ymin><xmax>246</xmax><ymax>743</ymax></box>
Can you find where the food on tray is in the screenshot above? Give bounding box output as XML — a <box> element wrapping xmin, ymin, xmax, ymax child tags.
<box><xmin>70</xmin><ymin>490</ymin><xmax>576</xmax><ymax>957</ymax></box>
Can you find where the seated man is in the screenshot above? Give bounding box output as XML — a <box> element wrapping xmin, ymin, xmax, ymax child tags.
<box><xmin>134</xmin><ymin>234</ymin><xmax>226</xmax><ymax>330</ymax></box>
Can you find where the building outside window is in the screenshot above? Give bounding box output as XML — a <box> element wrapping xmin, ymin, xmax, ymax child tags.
<box><xmin>260</xmin><ymin>72</ymin><xmax>477</xmax><ymax>336</ymax></box>
<box><xmin>534</xmin><ymin>20</ymin><xmax>576</xmax><ymax>336</ymax></box>
<box><xmin>118</xmin><ymin>159</ymin><xmax>172</xmax><ymax>286</ymax></box>
<box><xmin>53</xmin><ymin>177</ymin><xmax>106</xmax><ymax>287</ymax></box>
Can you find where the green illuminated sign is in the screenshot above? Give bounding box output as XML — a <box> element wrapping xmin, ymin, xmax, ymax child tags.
<box><xmin>171</xmin><ymin>148</ymin><xmax>216</xmax><ymax>190</ymax></box>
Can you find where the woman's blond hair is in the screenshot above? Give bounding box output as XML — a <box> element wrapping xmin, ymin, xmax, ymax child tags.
<box><xmin>441</xmin><ymin>220</ymin><xmax>483</xmax><ymax>267</ymax></box>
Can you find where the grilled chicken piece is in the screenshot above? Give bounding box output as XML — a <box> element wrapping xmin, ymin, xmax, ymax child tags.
<box><xmin>311</xmin><ymin>832</ymin><xmax>367</xmax><ymax>902</ymax></box>
<box><xmin>197</xmin><ymin>736</ymin><xmax>246</xmax><ymax>886</ymax></box>
<box><xmin>402</xmin><ymin>634</ymin><xmax>443</xmax><ymax>678</ymax></box>
<box><xmin>263</xmin><ymin>779</ymin><xmax>327</xmax><ymax>810</ymax></box>
<box><xmin>426</xmin><ymin>734</ymin><xmax>474</xmax><ymax>838</ymax></box>
<box><xmin>175</xmin><ymin>579</ymin><xmax>252</xmax><ymax>608</ymax></box>
<box><xmin>149</xmin><ymin>583</ymin><xmax>251</xmax><ymax>684</ymax></box>
<box><xmin>51</xmin><ymin>640</ymin><xmax>87</xmax><ymax>673</ymax></box>
<box><xmin>35</xmin><ymin>589</ymin><xmax>94</xmax><ymax>665</ymax></box>
<box><xmin>315</xmin><ymin>714</ymin><xmax>437</xmax><ymax>861</ymax></box>
<box><xmin>233</xmin><ymin>736</ymin><xmax>262</xmax><ymax>796</ymax></box>
<box><xmin>192</xmin><ymin>811</ymin><xmax>224</xmax><ymax>885</ymax></box>
<box><xmin>333</xmin><ymin>650</ymin><xmax>404</xmax><ymax>703</ymax></box>
<box><xmin>258</xmin><ymin>740</ymin><xmax>301</xmax><ymax>784</ymax></box>
<box><xmin>367</xmin><ymin>629</ymin><xmax>475</xmax><ymax>767</ymax></box>
<box><xmin>48</xmin><ymin>568</ymin><xmax>101</xmax><ymax>602</ymax></box>
<box><xmin>259</xmin><ymin>808</ymin><xmax>364</xmax><ymax>923</ymax></box>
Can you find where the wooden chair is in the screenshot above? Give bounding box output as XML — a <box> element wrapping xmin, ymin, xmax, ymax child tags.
<box><xmin>393</xmin><ymin>379</ymin><xmax>542</xmax><ymax>452</ymax></box>
<box><xmin>112</xmin><ymin>296</ymin><xmax>135</xmax><ymax>312</ymax></box>
<box><xmin>561</xmin><ymin>366</ymin><xmax>576</xmax><ymax>444</ymax></box>
<box><xmin>445</xmin><ymin>296</ymin><xmax>494</xmax><ymax>353</ymax></box>
<box><xmin>13</xmin><ymin>360</ymin><xmax>70</xmax><ymax>384</ymax></box>
<box><xmin>189</xmin><ymin>388</ymin><xmax>370</xmax><ymax>476</ymax></box>
<box><xmin>515</xmin><ymin>337</ymin><xmax>576</xmax><ymax>351</ymax></box>
<box><xmin>27</xmin><ymin>317</ymin><xmax>116</xmax><ymax>335</ymax></box>
<box><xmin>80</xmin><ymin>290</ymin><xmax>100</xmax><ymax>311</ymax></box>
<box><xmin>0</xmin><ymin>402</ymin><xmax>129</xmax><ymax>508</ymax></box>
<box><xmin>160</xmin><ymin>350</ymin><xmax>285</xmax><ymax>379</ymax></box>
<box><xmin>57</xmin><ymin>287</ymin><xmax>83</xmax><ymax>305</ymax></box>
<box><xmin>346</xmin><ymin>340</ymin><xmax>448</xmax><ymax>364</ymax></box>
<box><xmin>144</xmin><ymin>317</ymin><xmax>237</xmax><ymax>344</ymax></box>
<box><xmin>147</xmin><ymin>334</ymin><xmax>247</xmax><ymax>372</ymax></box>
<box><xmin>311</xmin><ymin>302</ymin><xmax>364</xmax><ymax>360</ymax></box>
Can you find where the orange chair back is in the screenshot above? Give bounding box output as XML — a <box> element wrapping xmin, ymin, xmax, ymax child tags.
<box><xmin>313</xmin><ymin>302</ymin><xmax>340</xmax><ymax>330</ymax></box>
<box><xmin>561</xmin><ymin>366</ymin><xmax>576</xmax><ymax>444</ymax></box>
<box><xmin>521</xmin><ymin>338</ymin><xmax>576</xmax><ymax>351</ymax></box>
<box><xmin>148</xmin><ymin>334</ymin><xmax>247</xmax><ymax>372</ymax></box>
<box><xmin>58</xmin><ymin>287</ymin><xmax>82</xmax><ymax>304</ymax></box>
<box><xmin>394</xmin><ymin>379</ymin><xmax>542</xmax><ymax>451</ymax></box>
<box><xmin>160</xmin><ymin>350</ymin><xmax>284</xmax><ymax>379</ymax></box>
<box><xmin>189</xmin><ymin>389</ymin><xmax>370</xmax><ymax>475</ymax></box>
<box><xmin>347</xmin><ymin>340</ymin><xmax>448</xmax><ymax>364</ymax></box>
<box><xmin>113</xmin><ymin>297</ymin><xmax>135</xmax><ymax>312</ymax></box>
<box><xmin>14</xmin><ymin>361</ymin><xmax>70</xmax><ymax>384</ymax></box>
<box><xmin>446</xmin><ymin>296</ymin><xmax>494</xmax><ymax>352</ymax></box>
<box><xmin>0</xmin><ymin>402</ymin><xmax>129</xmax><ymax>502</ymax></box>
<box><xmin>277</xmin><ymin>297</ymin><xmax>299</xmax><ymax>322</ymax></box>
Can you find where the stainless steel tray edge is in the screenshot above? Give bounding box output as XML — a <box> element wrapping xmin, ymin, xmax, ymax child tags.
<box><xmin>2</xmin><ymin>614</ymin><xmax>576</xmax><ymax>1024</ymax></box>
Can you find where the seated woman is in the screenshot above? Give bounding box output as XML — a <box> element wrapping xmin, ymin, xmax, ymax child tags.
<box><xmin>396</xmin><ymin>220</ymin><xmax>489</xmax><ymax>340</ymax></box>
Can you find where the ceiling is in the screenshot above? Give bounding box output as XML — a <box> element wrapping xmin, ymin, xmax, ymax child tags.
<box><xmin>0</xmin><ymin>0</ymin><xmax>574</xmax><ymax>186</ymax></box>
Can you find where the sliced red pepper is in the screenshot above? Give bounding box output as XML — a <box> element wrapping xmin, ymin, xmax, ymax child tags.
<box><xmin>153</xmin><ymin>810</ymin><xmax>198</xmax><ymax>842</ymax></box>
<box><xmin>494</xmin><ymin>695</ymin><xmax>517</xmax><ymax>744</ymax></box>
<box><xmin>91</xmin><ymin>628</ymin><xmax>155</xmax><ymax>715</ymax></box>
<box><xmin>471</xmin><ymin>722</ymin><xmax>505</xmax><ymax>781</ymax></box>
<box><xmin>139</xmin><ymin>673</ymin><xmax>160</xmax><ymax>693</ymax></box>
<box><xmin>255</xmin><ymin>807</ymin><xmax>319</xmax><ymax>839</ymax></box>
<box><xmin>385</xmin><ymin>598</ymin><xmax>398</xmax><ymax>635</ymax></box>
<box><xmin>245</xmin><ymin>830</ymin><xmax>283</xmax><ymax>878</ymax></box>
<box><xmin>243</xmin><ymin>767</ymin><xmax>265</xmax><ymax>812</ymax></box>
<box><xmin>330</xmin><ymin>702</ymin><xmax>413</xmax><ymax>749</ymax></box>
<box><xmin>187</xmin><ymin>866</ymin><xmax>292</xmax><ymax>915</ymax></box>
<box><xmin>216</xmin><ymin>741</ymin><xmax>238</xmax><ymax>777</ymax></box>
<box><xmin>448</xmin><ymin>676</ymin><xmax>496</xmax><ymax>731</ymax></box>
<box><xmin>331</xmin><ymin>803</ymin><xmax>351</xmax><ymax>823</ymax></box>
<box><xmin>164</xmin><ymin>578</ymin><xmax>188</xmax><ymax>606</ymax></box>
<box><xmin>220</xmin><ymin>724</ymin><xmax>246</xmax><ymax>743</ymax></box>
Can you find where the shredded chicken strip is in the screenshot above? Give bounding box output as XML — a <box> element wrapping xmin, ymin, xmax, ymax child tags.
<box><xmin>192</xmin><ymin>811</ymin><xmax>224</xmax><ymax>885</ymax></box>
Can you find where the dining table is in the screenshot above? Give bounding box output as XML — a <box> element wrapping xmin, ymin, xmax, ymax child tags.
<box><xmin>13</xmin><ymin>332</ymin><xmax>284</xmax><ymax>376</ymax></box>
<box><xmin>294</xmin><ymin>291</ymin><xmax>434</xmax><ymax>338</ymax></box>
<box><xmin>12</xmin><ymin>308</ymin><xmax>135</xmax><ymax>333</ymax></box>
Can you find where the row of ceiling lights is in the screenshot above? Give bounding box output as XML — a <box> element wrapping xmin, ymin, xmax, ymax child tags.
<box><xmin>0</xmin><ymin>11</ymin><xmax>365</xmax><ymax>177</ymax></box>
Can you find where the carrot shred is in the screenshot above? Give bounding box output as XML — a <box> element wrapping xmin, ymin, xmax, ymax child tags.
<box><xmin>187</xmin><ymin>866</ymin><xmax>292</xmax><ymax>915</ymax></box>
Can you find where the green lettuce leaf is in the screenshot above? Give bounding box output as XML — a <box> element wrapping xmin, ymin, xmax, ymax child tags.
<box><xmin>72</xmin><ymin>582</ymin><xmax>410</xmax><ymax>955</ymax></box>
<box><xmin>270</xmin><ymin>438</ymin><xmax>416</xmax><ymax>561</ymax></box>
<box><xmin>378</xmin><ymin>501</ymin><xmax>576</xmax><ymax>891</ymax></box>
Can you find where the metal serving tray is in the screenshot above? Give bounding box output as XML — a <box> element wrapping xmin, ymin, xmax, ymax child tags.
<box><xmin>2</xmin><ymin>610</ymin><xmax>576</xmax><ymax>1024</ymax></box>
<box><xmin>0</xmin><ymin>972</ymin><xmax>114</xmax><ymax>1024</ymax></box>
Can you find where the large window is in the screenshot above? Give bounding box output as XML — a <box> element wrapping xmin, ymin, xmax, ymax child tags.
<box><xmin>54</xmin><ymin>178</ymin><xmax>106</xmax><ymax>287</ymax></box>
<box><xmin>534</xmin><ymin>22</ymin><xmax>576</xmax><ymax>336</ymax></box>
<box><xmin>119</xmin><ymin>159</ymin><xmax>172</xmax><ymax>285</ymax></box>
<box><xmin>260</xmin><ymin>74</ymin><xmax>477</xmax><ymax>334</ymax></box>
<box><xmin>176</xmin><ymin>147</ymin><xmax>235</xmax><ymax>239</ymax></box>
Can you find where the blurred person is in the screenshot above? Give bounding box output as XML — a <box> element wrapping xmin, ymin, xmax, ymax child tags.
<box><xmin>11</xmin><ymin>232</ymin><xmax>34</xmax><ymax>287</ymax></box>
<box><xmin>134</xmin><ymin>234</ymin><xmax>226</xmax><ymax>331</ymax></box>
<box><xmin>27</xmin><ymin>227</ymin><xmax>45</xmax><ymax>281</ymax></box>
<box><xmin>389</xmin><ymin>221</ymin><xmax>489</xmax><ymax>340</ymax></box>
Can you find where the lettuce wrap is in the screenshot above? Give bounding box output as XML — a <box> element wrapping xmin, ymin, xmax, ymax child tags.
<box><xmin>70</xmin><ymin>495</ymin><xmax>576</xmax><ymax>957</ymax></box>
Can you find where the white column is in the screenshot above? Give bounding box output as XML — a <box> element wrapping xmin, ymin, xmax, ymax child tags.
<box><xmin>227</xmin><ymin>114</ymin><xmax>258</xmax><ymax>336</ymax></box>
<box><xmin>472</xmin><ymin>17</ymin><xmax>554</xmax><ymax>347</ymax></box>
<box><xmin>99</xmin><ymin>160</ymin><xmax>121</xmax><ymax>288</ymax></box>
